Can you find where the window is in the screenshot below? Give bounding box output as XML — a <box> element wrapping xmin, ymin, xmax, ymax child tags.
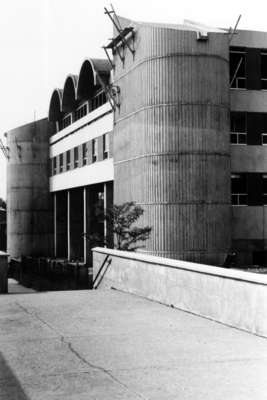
<box><xmin>50</xmin><ymin>159</ymin><xmax>53</xmax><ymax>176</ymax></box>
<box><xmin>59</xmin><ymin>153</ymin><xmax>63</xmax><ymax>173</ymax></box>
<box><xmin>263</xmin><ymin>175</ymin><xmax>267</xmax><ymax>205</ymax></box>
<box><xmin>66</xmin><ymin>150</ymin><xmax>71</xmax><ymax>171</ymax></box>
<box><xmin>231</xmin><ymin>174</ymin><xmax>247</xmax><ymax>205</ymax></box>
<box><xmin>103</xmin><ymin>133</ymin><xmax>109</xmax><ymax>159</ymax></box>
<box><xmin>91</xmin><ymin>91</ymin><xmax>107</xmax><ymax>111</ymax></box>
<box><xmin>53</xmin><ymin>157</ymin><xmax>57</xmax><ymax>175</ymax></box>
<box><xmin>230</xmin><ymin>48</ymin><xmax>246</xmax><ymax>89</ymax></box>
<box><xmin>92</xmin><ymin>139</ymin><xmax>98</xmax><ymax>163</ymax></box>
<box><xmin>60</xmin><ymin>113</ymin><xmax>72</xmax><ymax>130</ymax></box>
<box><xmin>262</xmin><ymin>133</ymin><xmax>267</xmax><ymax>145</ymax></box>
<box><xmin>74</xmin><ymin>103</ymin><xmax>88</xmax><ymax>121</ymax></box>
<box><xmin>82</xmin><ymin>143</ymin><xmax>88</xmax><ymax>166</ymax></box>
<box><xmin>74</xmin><ymin>147</ymin><xmax>79</xmax><ymax>168</ymax></box>
<box><xmin>261</xmin><ymin>52</ymin><xmax>267</xmax><ymax>89</ymax></box>
<box><xmin>230</xmin><ymin>112</ymin><xmax>247</xmax><ymax>144</ymax></box>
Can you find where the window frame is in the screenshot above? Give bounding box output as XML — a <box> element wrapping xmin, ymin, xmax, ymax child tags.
<box><xmin>92</xmin><ymin>138</ymin><xmax>98</xmax><ymax>163</ymax></box>
<box><xmin>231</xmin><ymin>173</ymin><xmax>248</xmax><ymax>206</ymax></box>
<box><xmin>230</xmin><ymin>48</ymin><xmax>247</xmax><ymax>90</ymax></box>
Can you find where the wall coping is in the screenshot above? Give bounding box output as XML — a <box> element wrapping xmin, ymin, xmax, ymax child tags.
<box><xmin>92</xmin><ymin>247</ymin><xmax>267</xmax><ymax>286</ymax></box>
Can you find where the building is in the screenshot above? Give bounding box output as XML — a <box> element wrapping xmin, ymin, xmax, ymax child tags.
<box><xmin>5</xmin><ymin>14</ymin><xmax>267</xmax><ymax>267</ymax></box>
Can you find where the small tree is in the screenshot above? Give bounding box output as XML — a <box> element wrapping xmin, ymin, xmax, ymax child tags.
<box><xmin>0</xmin><ymin>198</ymin><xmax>6</xmax><ymax>209</ymax></box>
<box><xmin>86</xmin><ymin>201</ymin><xmax>152</xmax><ymax>251</ymax></box>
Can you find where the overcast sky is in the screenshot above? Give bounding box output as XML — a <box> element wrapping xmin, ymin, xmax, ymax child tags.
<box><xmin>0</xmin><ymin>0</ymin><xmax>267</xmax><ymax>200</ymax></box>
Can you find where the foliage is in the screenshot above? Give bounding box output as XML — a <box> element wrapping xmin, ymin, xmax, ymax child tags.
<box><xmin>86</xmin><ymin>201</ymin><xmax>152</xmax><ymax>251</ymax></box>
<box><xmin>0</xmin><ymin>198</ymin><xmax>6</xmax><ymax>209</ymax></box>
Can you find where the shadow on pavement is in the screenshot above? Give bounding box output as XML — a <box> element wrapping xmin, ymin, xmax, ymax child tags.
<box><xmin>0</xmin><ymin>351</ymin><xmax>29</xmax><ymax>399</ymax></box>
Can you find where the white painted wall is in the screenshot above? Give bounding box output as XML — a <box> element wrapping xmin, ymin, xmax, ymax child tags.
<box><xmin>50</xmin><ymin>110</ymin><xmax>113</xmax><ymax>157</ymax></box>
<box><xmin>49</xmin><ymin>158</ymin><xmax>114</xmax><ymax>192</ymax></box>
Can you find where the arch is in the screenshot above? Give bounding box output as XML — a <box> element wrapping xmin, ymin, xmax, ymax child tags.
<box><xmin>62</xmin><ymin>75</ymin><xmax>78</xmax><ymax>112</ymax></box>
<box><xmin>77</xmin><ymin>59</ymin><xmax>96</xmax><ymax>100</ymax></box>
<box><xmin>48</xmin><ymin>89</ymin><xmax>63</xmax><ymax>122</ymax></box>
<box><xmin>77</xmin><ymin>58</ymin><xmax>111</xmax><ymax>100</ymax></box>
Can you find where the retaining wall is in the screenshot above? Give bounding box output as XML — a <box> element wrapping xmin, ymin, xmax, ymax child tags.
<box><xmin>93</xmin><ymin>247</ymin><xmax>267</xmax><ymax>337</ymax></box>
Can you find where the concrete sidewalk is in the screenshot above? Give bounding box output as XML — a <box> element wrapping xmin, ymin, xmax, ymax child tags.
<box><xmin>0</xmin><ymin>289</ymin><xmax>267</xmax><ymax>399</ymax></box>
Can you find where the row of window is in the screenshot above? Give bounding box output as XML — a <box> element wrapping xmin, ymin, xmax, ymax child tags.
<box><xmin>58</xmin><ymin>91</ymin><xmax>107</xmax><ymax>131</ymax></box>
<box><xmin>231</xmin><ymin>112</ymin><xmax>267</xmax><ymax>145</ymax></box>
<box><xmin>230</xmin><ymin>47</ymin><xmax>267</xmax><ymax>90</ymax></box>
<box><xmin>231</xmin><ymin>173</ymin><xmax>267</xmax><ymax>205</ymax></box>
<box><xmin>51</xmin><ymin>133</ymin><xmax>110</xmax><ymax>176</ymax></box>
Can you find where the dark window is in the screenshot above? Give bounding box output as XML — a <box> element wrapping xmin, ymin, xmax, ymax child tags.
<box><xmin>230</xmin><ymin>48</ymin><xmax>246</xmax><ymax>89</ymax></box>
<box><xmin>261</xmin><ymin>52</ymin><xmax>267</xmax><ymax>89</ymax></box>
<box><xmin>59</xmin><ymin>114</ymin><xmax>72</xmax><ymax>130</ymax></box>
<box><xmin>230</xmin><ymin>112</ymin><xmax>247</xmax><ymax>144</ymax></box>
<box><xmin>247</xmin><ymin>113</ymin><xmax>267</xmax><ymax>145</ymax></box>
<box><xmin>53</xmin><ymin>157</ymin><xmax>57</xmax><ymax>175</ymax></box>
<box><xmin>247</xmin><ymin>173</ymin><xmax>263</xmax><ymax>206</ymax></box>
<box><xmin>74</xmin><ymin>103</ymin><xmax>88</xmax><ymax>121</ymax></box>
<box><xmin>231</xmin><ymin>174</ymin><xmax>247</xmax><ymax>205</ymax></box>
<box><xmin>59</xmin><ymin>153</ymin><xmax>63</xmax><ymax>173</ymax></box>
<box><xmin>50</xmin><ymin>159</ymin><xmax>53</xmax><ymax>176</ymax></box>
<box><xmin>246</xmin><ymin>48</ymin><xmax>262</xmax><ymax>90</ymax></box>
<box><xmin>74</xmin><ymin>147</ymin><xmax>79</xmax><ymax>168</ymax></box>
<box><xmin>263</xmin><ymin>175</ymin><xmax>267</xmax><ymax>205</ymax></box>
<box><xmin>82</xmin><ymin>143</ymin><xmax>88</xmax><ymax>166</ymax></box>
<box><xmin>91</xmin><ymin>91</ymin><xmax>107</xmax><ymax>112</ymax></box>
<box><xmin>92</xmin><ymin>139</ymin><xmax>98</xmax><ymax>163</ymax></box>
<box><xmin>103</xmin><ymin>133</ymin><xmax>109</xmax><ymax>159</ymax></box>
<box><xmin>66</xmin><ymin>150</ymin><xmax>71</xmax><ymax>171</ymax></box>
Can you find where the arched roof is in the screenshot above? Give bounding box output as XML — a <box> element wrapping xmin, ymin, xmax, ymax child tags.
<box><xmin>62</xmin><ymin>74</ymin><xmax>78</xmax><ymax>112</ymax></box>
<box><xmin>77</xmin><ymin>58</ymin><xmax>111</xmax><ymax>99</ymax></box>
<box><xmin>48</xmin><ymin>58</ymin><xmax>111</xmax><ymax>122</ymax></box>
<box><xmin>48</xmin><ymin>89</ymin><xmax>63</xmax><ymax>122</ymax></box>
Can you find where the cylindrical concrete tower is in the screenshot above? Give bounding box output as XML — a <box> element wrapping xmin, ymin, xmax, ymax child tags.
<box><xmin>113</xmin><ymin>20</ymin><xmax>231</xmax><ymax>265</ymax></box>
<box><xmin>7</xmin><ymin>118</ymin><xmax>53</xmax><ymax>259</ymax></box>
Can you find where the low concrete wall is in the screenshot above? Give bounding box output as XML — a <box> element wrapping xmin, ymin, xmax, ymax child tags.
<box><xmin>0</xmin><ymin>251</ymin><xmax>8</xmax><ymax>293</ymax></box>
<box><xmin>93</xmin><ymin>247</ymin><xmax>267</xmax><ymax>337</ymax></box>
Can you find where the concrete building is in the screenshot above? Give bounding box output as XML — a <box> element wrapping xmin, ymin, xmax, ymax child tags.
<box><xmin>5</xmin><ymin>15</ymin><xmax>267</xmax><ymax>267</ymax></box>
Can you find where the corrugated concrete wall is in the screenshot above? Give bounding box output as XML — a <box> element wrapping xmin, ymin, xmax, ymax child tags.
<box><xmin>113</xmin><ymin>22</ymin><xmax>231</xmax><ymax>265</ymax></box>
<box><xmin>7</xmin><ymin>119</ymin><xmax>53</xmax><ymax>258</ymax></box>
<box><xmin>93</xmin><ymin>247</ymin><xmax>267</xmax><ymax>338</ymax></box>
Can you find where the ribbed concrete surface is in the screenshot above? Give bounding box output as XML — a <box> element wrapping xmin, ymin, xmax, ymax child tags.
<box><xmin>0</xmin><ymin>289</ymin><xmax>267</xmax><ymax>399</ymax></box>
<box><xmin>7</xmin><ymin>119</ymin><xmax>53</xmax><ymax>258</ymax></box>
<box><xmin>113</xmin><ymin>22</ymin><xmax>231</xmax><ymax>264</ymax></box>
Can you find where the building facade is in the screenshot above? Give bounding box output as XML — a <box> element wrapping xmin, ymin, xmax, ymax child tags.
<box><xmin>5</xmin><ymin>16</ymin><xmax>267</xmax><ymax>267</ymax></box>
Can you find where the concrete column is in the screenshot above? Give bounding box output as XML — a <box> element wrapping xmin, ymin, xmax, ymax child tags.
<box><xmin>0</xmin><ymin>252</ymin><xmax>8</xmax><ymax>293</ymax></box>
<box><xmin>67</xmin><ymin>190</ymin><xmax>70</xmax><ymax>260</ymax></box>
<box><xmin>83</xmin><ymin>187</ymin><xmax>87</xmax><ymax>263</ymax></box>
<box><xmin>54</xmin><ymin>193</ymin><xmax>57</xmax><ymax>258</ymax></box>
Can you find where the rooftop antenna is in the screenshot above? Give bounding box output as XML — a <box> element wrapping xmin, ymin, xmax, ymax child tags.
<box><xmin>229</xmin><ymin>14</ymin><xmax>242</xmax><ymax>43</ymax></box>
<box><xmin>104</xmin><ymin>4</ymin><xmax>135</xmax><ymax>56</ymax></box>
<box><xmin>0</xmin><ymin>137</ymin><xmax>9</xmax><ymax>160</ymax></box>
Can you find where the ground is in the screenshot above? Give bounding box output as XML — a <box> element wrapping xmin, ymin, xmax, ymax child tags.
<box><xmin>0</xmin><ymin>288</ymin><xmax>267</xmax><ymax>399</ymax></box>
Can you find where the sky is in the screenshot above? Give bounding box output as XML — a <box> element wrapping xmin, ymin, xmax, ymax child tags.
<box><xmin>0</xmin><ymin>0</ymin><xmax>267</xmax><ymax>200</ymax></box>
